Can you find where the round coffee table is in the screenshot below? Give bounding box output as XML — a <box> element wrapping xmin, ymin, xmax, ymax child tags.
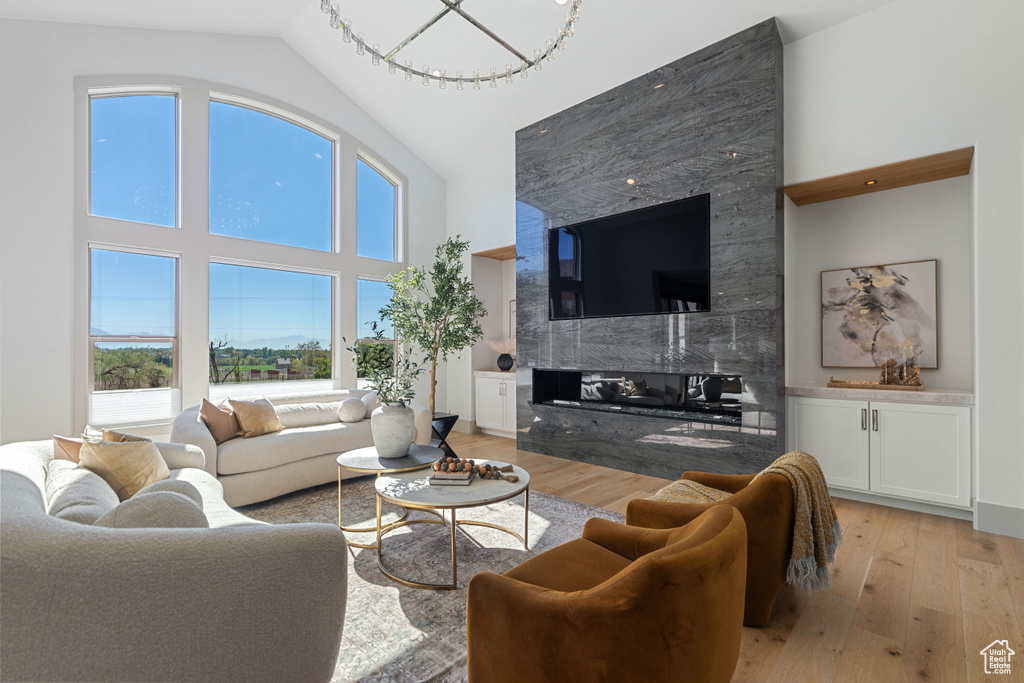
<box><xmin>337</xmin><ymin>444</ymin><xmax>442</xmax><ymax>550</ymax></box>
<box><xmin>374</xmin><ymin>461</ymin><xmax>530</xmax><ymax>589</ymax></box>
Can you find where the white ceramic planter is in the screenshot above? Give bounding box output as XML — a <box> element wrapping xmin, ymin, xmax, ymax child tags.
<box><xmin>371</xmin><ymin>404</ymin><xmax>416</xmax><ymax>459</ymax></box>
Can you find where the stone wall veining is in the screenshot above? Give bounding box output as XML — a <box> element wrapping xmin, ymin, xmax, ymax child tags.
<box><xmin>515</xmin><ymin>19</ymin><xmax>785</xmax><ymax>479</ymax></box>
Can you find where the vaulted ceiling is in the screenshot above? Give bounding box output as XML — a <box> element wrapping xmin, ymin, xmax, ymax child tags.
<box><xmin>0</xmin><ymin>0</ymin><xmax>898</xmax><ymax>180</ymax></box>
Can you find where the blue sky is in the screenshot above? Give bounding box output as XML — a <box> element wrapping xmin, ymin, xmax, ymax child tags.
<box><xmin>90</xmin><ymin>95</ymin><xmax>399</xmax><ymax>349</ymax></box>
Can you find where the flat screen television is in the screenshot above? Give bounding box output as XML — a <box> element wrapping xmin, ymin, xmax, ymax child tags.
<box><xmin>548</xmin><ymin>193</ymin><xmax>711</xmax><ymax>320</ymax></box>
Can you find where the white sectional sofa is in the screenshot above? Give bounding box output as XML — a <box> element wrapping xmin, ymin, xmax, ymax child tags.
<box><xmin>171</xmin><ymin>389</ymin><xmax>433</xmax><ymax>506</ymax></box>
<box><xmin>0</xmin><ymin>439</ymin><xmax>348</xmax><ymax>683</ymax></box>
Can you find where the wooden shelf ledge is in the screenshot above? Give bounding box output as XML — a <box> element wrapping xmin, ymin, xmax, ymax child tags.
<box><xmin>472</xmin><ymin>244</ymin><xmax>516</xmax><ymax>261</ymax></box>
<box><xmin>784</xmin><ymin>146</ymin><xmax>974</xmax><ymax>206</ymax></box>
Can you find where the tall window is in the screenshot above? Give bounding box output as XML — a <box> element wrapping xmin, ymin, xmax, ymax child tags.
<box><xmin>357</xmin><ymin>158</ymin><xmax>397</xmax><ymax>261</ymax></box>
<box><xmin>89</xmin><ymin>249</ymin><xmax>179</xmax><ymax>425</ymax></box>
<box><xmin>354</xmin><ymin>279</ymin><xmax>394</xmax><ymax>385</ymax></box>
<box><xmin>209</xmin><ymin>263</ymin><xmax>333</xmax><ymax>399</ymax></box>
<box><xmin>209</xmin><ymin>101</ymin><xmax>333</xmax><ymax>251</ymax></box>
<box><xmin>90</xmin><ymin>95</ymin><xmax>177</xmax><ymax>227</ymax></box>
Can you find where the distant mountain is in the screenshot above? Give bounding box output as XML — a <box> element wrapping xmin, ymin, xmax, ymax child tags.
<box><xmin>227</xmin><ymin>335</ymin><xmax>331</xmax><ymax>350</ymax></box>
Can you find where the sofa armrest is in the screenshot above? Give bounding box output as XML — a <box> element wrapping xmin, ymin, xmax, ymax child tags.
<box><xmin>680</xmin><ymin>471</ymin><xmax>757</xmax><ymax>494</ymax></box>
<box><xmin>170</xmin><ymin>405</ymin><xmax>218</xmax><ymax>478</ymax></box>
<box><xmin>582</xmin><ymin>517</ymin><xmax>673</xmax><ymax>560</ymax></box>
<box><xmin>1</xmin><ymin>519</ymin><xmax>348</xmax><ymax>683</ymax></box>
<box><xmin>626</xmin><ymin>498</ymin><xmax>707</xmax><ymax>529</ymax></box>
<box><xmin>409</xmin><ymin>400</ymin><xmax>432</xmax><ymax>446</ymax></box>
<box><xmin>153</xmin><ymin>442</ymin><xmax>205</xmax><ymax>471</ymax></box>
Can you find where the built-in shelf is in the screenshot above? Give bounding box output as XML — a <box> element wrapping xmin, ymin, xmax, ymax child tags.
<box><xmin>786</xmin><ymin>383</ymin><xmax>974</xmax><ymax>406</ymax></box>
<box><xmin>472</xmin><ymin>244</ymin><xmax>516</xmax><ymax>261</ymax></box>
<box><xmin>784</xmin><ymin>146</ymin><xmax>974</xmax><ymax>206</ymax></box>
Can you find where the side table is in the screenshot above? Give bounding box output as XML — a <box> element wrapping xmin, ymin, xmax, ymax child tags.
<box><xmin>337</xmin><ymin>444</ymin><xmax>442</xmax><ymax>549</ymax></box>
<box><xmin>430</xmin><ymin>412</ymin><xmax>459</xmax><ymax>457</ymax></box>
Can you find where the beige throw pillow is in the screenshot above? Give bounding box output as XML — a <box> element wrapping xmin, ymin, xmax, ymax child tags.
<box><xmin>229</xmin><ymin>398</ymin><xmax>284</xmax><ymax>438</ymax></box>
<box><xmin>53</xmin><ymin>435</ymin><xmax>84</xmax><ymax>463</ymax></box>
<box><xmin>102</xmin><ymin>429</ymin><xmax>150</xmax><ymax>443</ymax></box>
<box><xmin>199</xmin><ymin>398</ymin><xmax>244</xmax><ymax>444</ymax></box>
<box><xmin>78</xmin><ymin>438</ymin><xmax>171</xmax><ymax>501</ymax></box>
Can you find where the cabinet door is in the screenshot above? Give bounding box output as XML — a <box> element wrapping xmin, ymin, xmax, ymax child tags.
<box><xmin>869</xmin><ymin>402</ymin><xmax>971</xmax><ymax>507</ymax></box>
<box><xmin>475</xmin><ymin>378</ymin><xmax>504</xmax><ymax>430</ymax></box>
<box><xmin>787</xmin><ymin>397</ymin><xmax>870</xmax><ymax>491</ymax></box>
<box><xmin>502</xmin><ymin>380</ymin><xmax>517</xmax><ymax>432</ymax></box>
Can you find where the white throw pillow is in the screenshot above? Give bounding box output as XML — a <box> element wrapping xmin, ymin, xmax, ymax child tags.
<box><xmin>45</xmin><ymin>459</ymin><xmax>119</xmax><ymax>525</ymax></box>
<box><xmin>339</xmin><ymin>398</ymin><xmax>366</xmax><ymax>423</ymax></box>
<box><xmin>93</xmin><ymin>491</ymin><xmax>209</xmax><ymax>529</ymax></box>
<box><xmin>274</xmin><ymin>402</ymin><xmax>345</xmax><ymax>428</ymax></box>
<box><xmin>361</xmin><ymin>391</ymin><xmax>382</xmax><ymax>418</ymax></box>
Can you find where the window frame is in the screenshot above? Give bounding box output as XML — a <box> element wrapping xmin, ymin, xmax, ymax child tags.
<box><xmin>208</xmin><ymin>93</ymin><xmax>340</xmax><ymax>254</ymax></box>
<box><xmin>87</xmin><ymin>88</ymin><xmax>181</xmax><ymax>229</ymax></box>
<box><xmin>356</xmin><ymin>153</ymin><xmax>402</xmax><ymax>263</ymax></box>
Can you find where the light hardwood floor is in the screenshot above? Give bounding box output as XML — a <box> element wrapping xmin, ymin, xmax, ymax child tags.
<box><xmin>446</xmin><ymin>431</ymin><xmax>1024</xmax><ymax>682</ymax></box>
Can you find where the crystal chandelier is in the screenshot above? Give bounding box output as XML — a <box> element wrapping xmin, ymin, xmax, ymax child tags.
<box><xmin>321</xmin><ymin>0</ymin><xmax>583</xmax><ymax>90</ymax></box>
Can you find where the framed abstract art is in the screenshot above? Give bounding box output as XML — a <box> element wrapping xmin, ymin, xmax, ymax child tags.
<box><xmin>821</xmin><ymin>259</ymin><xmax>938</xmax><ymax>368</ymax></box>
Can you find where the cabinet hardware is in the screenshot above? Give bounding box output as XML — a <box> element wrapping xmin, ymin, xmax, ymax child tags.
<box><xmin>861</xmin><ymin>408</ymin><xmax>867</xmax><ymax>430</ymax></box>
<box><xmin>872</xmin><ymin>409</ymin><xmax>878</xmax><ymax>431</ymax></box>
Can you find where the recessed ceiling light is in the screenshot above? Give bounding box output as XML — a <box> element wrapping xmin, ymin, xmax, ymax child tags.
<box><xmin>554</xmin><ymin>0</ymin><xmax>569</xmax><ymax>4</ymax></box>
<box><xmin>626</xmin><ymin>178</ymin><xmax>635</xmax><ymax>185</ymax></box>
<box><xmin>653</xmin><ymin>83</ymin><xmax>665</xmax><ymax>89</ymax></box>
<box><xmin>865</xmin><ymin>179</ymin><xmax>877</xmax><ymax>186</ymax></box>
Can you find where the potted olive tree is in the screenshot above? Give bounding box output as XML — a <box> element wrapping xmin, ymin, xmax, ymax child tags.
<box><xmin>345</xmin><ymin>323</ymin><xmax>423</xmax><ymax>458</ymax></box>
<box><xmin>380</xmin><ymin>236</ymin><xmax>487</xmax><ymax>415</ymax></box>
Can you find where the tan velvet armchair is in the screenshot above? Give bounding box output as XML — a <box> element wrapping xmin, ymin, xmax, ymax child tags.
<box><xmin>467</xmin><ymin>505</ymin><xmax>747</xmax><ymax>683</ymax></box>
<box><xmin>627</xmin><ymin>470</ymin><xmax>795</xmax><ymax>627</ymax></box>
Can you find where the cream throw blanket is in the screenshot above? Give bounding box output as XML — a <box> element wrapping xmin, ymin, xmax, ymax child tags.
<box><xmin>753</xmin><ymin>451</ymin><xmax>842</xmax><ymax>591</ymax></box>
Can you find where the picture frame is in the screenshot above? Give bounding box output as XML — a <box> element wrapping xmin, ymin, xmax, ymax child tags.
<box><xmin>821</xmin><ymin>259</ymin><xmax>938</xmax><ymax>369</ymax></box>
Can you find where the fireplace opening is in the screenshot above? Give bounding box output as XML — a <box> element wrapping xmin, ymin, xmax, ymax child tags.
<box><xmin>532</xmin><ymin>369</ymin><xmax>742</xmax><ymax>426</ymax></box>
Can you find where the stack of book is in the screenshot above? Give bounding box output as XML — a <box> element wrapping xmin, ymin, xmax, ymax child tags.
<box><xmin>429</xmin><ymin>471</ymin><xmax>474</xmax><ymax>486</ymax></box>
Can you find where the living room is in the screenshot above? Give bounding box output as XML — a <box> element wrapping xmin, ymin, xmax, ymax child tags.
<box><xmin>1</xmin><ymin>1</ymin><xmax>1022</xmax><ymax>681</ymax></box>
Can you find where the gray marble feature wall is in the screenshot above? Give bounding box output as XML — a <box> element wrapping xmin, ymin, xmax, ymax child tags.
<box><xmin>515</xmin><ymin>19</ymin><xmax>785</xmax><ymax>480</ymax></box>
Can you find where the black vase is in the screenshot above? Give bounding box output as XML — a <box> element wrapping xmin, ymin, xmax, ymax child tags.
<box><xmin>700</xmin><ymin>376</ymin><xmax>724</xmax><ymax>402</ymax></box>
<box><xmin>496</xmin><ymin>353</ymin><xmax>514</xmax><ymax>372</ymax></box>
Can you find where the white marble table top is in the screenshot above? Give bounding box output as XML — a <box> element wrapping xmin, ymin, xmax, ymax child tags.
<box><xmin>786</xmin><ymin>383</ymin><xmax>975</xmax><ymax>406</ymax></box>
<box><xmin>337</xmin><ymin>444</ymin><xmax>443</xmax><ymax>474</ymax></box>
<box><xmin>375</xmin><ymin>461</ymin><xmax>530</xmax><ymax>509</ymax></box>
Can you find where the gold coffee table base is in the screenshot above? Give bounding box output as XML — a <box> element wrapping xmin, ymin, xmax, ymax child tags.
<box><xmin>375</xmin><ymin>488</ymin><xmax>530</xmax><ymax>590</ymax></box>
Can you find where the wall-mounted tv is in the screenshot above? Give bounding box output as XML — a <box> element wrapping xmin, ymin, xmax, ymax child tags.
<box><xmin>548</xmin><ymin>193</ymin><xmax>711</xmax><ymax>320</ymax></box>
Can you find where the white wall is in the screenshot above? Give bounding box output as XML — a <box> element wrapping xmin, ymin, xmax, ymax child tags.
<box><xmin>0</xmin><ymin>19</ymin><xmax>447</xmax><ymax>443</ymax></box>
<box><xmin>786</xmin><ymin>175</ymin><xmax>973</xmax><ymax>389</ymax></box>
<box><xmin>784</xmin><ymin>0</ymin><xmax>1024</xmax><ymax>529</ymax></box>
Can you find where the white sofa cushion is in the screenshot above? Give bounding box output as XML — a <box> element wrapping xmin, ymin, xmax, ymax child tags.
<box><xmin>93</xmin><ymin>490</ymin><xmax>209</xmax><ymax>529</ymax></box>
<box><xmin>216</xmin><ymin>421</ymin><xmax>374</xmax><ymax>476</ymax></box>
<box><xmin>135</xmin><ymin>478</ymin><xmax>204</xmax><ymax>506</ymax></box>
<box><xmin>163</xmin><ymin>468</ymin><xmax>263</xmax><ymax>528</ymax></box>
<box><xmin>45</xmin><ymin>459</ymin><xmax>119</xmax><ymax>525</ymax></box>
<box><xmin>274</xmin><ymin>401</ymin><xmax>344</xmax><ymax>429</ymax></box>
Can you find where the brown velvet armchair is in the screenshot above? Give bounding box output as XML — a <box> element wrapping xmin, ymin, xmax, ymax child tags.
<box><xmin>627</xmin><ymin>470</ymin><xmax>795</xmax><ymax>627</ymax></box>
<box><xmin>467</xmin><ymin>505</ymin><xmax>747</xmax><ymax>683</ymax></box>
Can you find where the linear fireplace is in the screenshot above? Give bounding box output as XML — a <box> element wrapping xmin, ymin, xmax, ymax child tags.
<box><xmin>532</xmin><ymin>369</ymin><xmax>742</xmax><ymax>427</ymax></box>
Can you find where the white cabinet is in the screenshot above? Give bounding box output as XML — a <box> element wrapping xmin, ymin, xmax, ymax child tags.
<box><xmin>787</xmin><ymin>396</ymin><xmax>971</xmax><ymax>508</ymax></box>
<box><xmin>475</xmin><ymin>373</ymin><xmax>516</xmax><ymax>435</ymax></box>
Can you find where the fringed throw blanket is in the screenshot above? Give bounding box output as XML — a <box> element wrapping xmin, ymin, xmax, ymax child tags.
<box><xmin>754</xmin><ymin>451</ymin><xmax>842</xmax><ymax>592</ymax></box>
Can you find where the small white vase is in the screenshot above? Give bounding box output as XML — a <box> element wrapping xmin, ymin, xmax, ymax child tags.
<box><xmin>371</xmin><ymin>404</ymin><xmax>416</xmax><ymax>459</ymax></box>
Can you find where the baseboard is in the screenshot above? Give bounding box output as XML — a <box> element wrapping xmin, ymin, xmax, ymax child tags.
<box><xmin>828</xmin><ymin>487</ymin><xmax>973</xmax><ymax>521</ymax></box>
<box><xmin>478</xmin><ymin>427</ymin><xmax>516</xmax><ymax>440</ymax></box>
<box><xmin>452</xmin><ymin>419</ymin><xmax>476</xmax><ymax>435</ymax></box>
<box><xmin>975</xmin><ymin>500</ymin><xmax>1024</xmax><ymax>539</ymax></box>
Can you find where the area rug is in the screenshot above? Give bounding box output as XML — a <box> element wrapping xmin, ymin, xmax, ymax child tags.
<box><xmin>240</xmin><ymin>477</ymin><xmax>624</xmax><ymax>683</ymax></box>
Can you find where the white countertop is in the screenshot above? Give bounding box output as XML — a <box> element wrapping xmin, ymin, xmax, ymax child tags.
<box><xmin>787</xmin><ymin>382</ymin><xmax>974</xmax><ymax>406</ymax></box>
<box><xmin>474</xmin><ymin>370</ymin><xmax>517</xmax><ymax>380</ymax></box>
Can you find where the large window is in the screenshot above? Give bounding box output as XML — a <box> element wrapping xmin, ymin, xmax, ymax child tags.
<box><xmin>90</xmin><ymin>95</ymin><xmax>177</xmax><ymax>227</ymax></box>
<box><xmin>355</xmin><ymin>279</ymin><xmax>394</xmax><ymax>385</ymax></box>
<box><xmin>209</xmin><ymin>101</ymin><xmax>333</xmax><ymax>251</ymax></box>
<box><xmin>89</xmin><ymin>249</ymin><xmax>179</xmax><ymax>425</ymax></box>
<box><xmin>357</xmin><ymin>158</ymin><xmax>397</xmax><ymax>260</ymax></box>
<box><xmin>209</xmin><ymin>263</ymin><xmax>333</xmax><ymax>399</ymax></box>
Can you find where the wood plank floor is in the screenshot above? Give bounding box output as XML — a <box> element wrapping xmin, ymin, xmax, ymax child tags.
<box><xmin>447</xmin><ymin>432</ymin><xmax>1024</xmax><ymax>682</ymax></box>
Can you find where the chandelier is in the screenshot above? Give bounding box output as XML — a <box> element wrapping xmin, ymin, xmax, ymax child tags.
<box><xmin>321</xmin><ymin>0</ymin><xmax>583</xmax><ymax>90</ymax></box>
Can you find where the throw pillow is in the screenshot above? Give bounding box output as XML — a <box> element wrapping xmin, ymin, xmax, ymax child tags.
<box><xmin>102</xmin><ymin>429</ymin><xmax>150</xmax><ymax>443</ymax></box>
<box><xmin>199</xmin><ymin>398</ymin><xmax>244</xmax><ymax>444</ymax></box>
<box><xmin>93</xmin><ymin>491</ymin><xmax>209</xmax><ymax>529</ymax></box>
<box><xmin>360</xmin><ymin>391</ymin><xmax>382</xmax><ymax>418</ymax></box>
<box><xmin>229</xmin><ymin>398</ymin><xmax>284</xmax><ymax>438</ymax></box>
<box><xmin>274</xmin><ymin>402</ymin><xmax>344</xmax><ymax>429</ymax></box>
<box><xmin>649</xmin><ymin>479</ymin><xmax>732</xmax><ymax>505</ymax></box>
<box><xmin>630</xmin><ymin>379</ymin><xmax>649</xmax><ymax>396</ymax></box>
<box><xmin>53</xmin><ymin>435</ymin><xmax>84</xmax><ymax>463</ymax></box>
<box><xmin>45</xmin><ymin>459</ymin><xmax>119</xmax><ymax>524</ymax></box>
<box><xmin>78</xmin><ymin>438</ymin><xmax>171</xmax><ymax>501</ymax></box>
<box><xmin>134</xmin><ymin>478</ymin><xmax>204</xmax><ymax>507</ymax></box>
<box><xmin>339</xmin><ymin>398</ymin><xmax>366</xmax><ymax>423</ymax></box>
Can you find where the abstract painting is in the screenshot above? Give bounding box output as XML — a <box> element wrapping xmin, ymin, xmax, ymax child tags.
<box><xmin>821</xmin><ymin>260</ymin><xmax>938</xmax><ymax>368</ymax></box>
